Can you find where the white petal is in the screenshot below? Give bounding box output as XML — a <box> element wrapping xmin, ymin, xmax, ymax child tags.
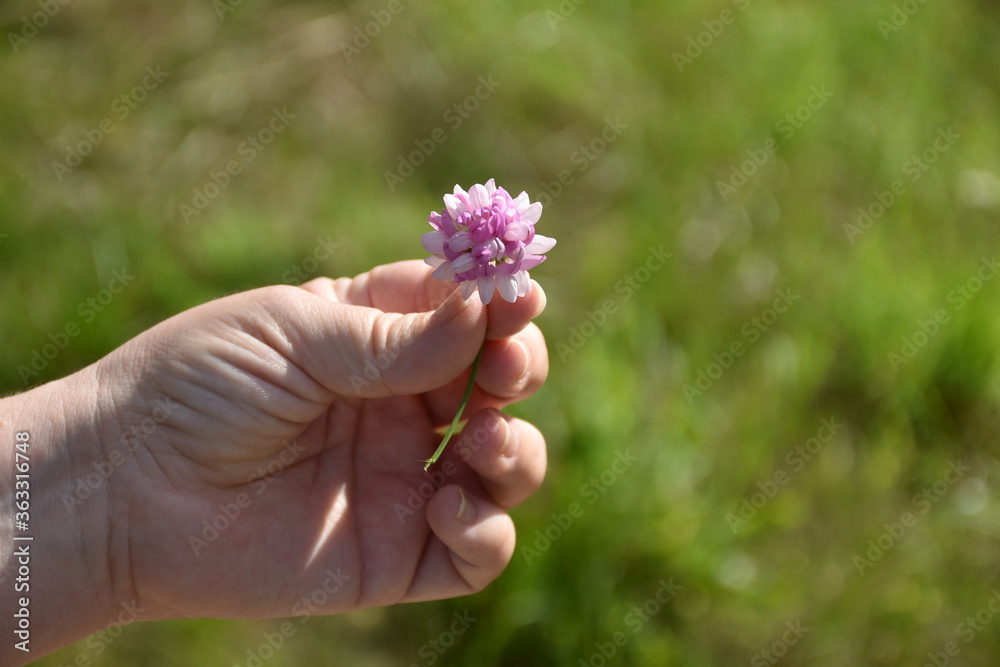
<box><xmin>451</xmin><ymin>253</ymin><xmax>476</xmax><ymax>273</ymax></box>
<box><xmin>431</xmin><ymin>261</ymin><xmax>456</xmax><ymax>281</ymax></box>
<box><xmin>468</xmin><ymin>184</ymin><xmax>490</xmax><ymax>210</ymax></box>
<box><xmin>452</xmin><ymin>184</ymin><xmax>469</xmax><ymax>198</ymax></box>
<box><xmin>460</xmin><ymin>280</ymin><xmax>478</xmax><ymax>299</ymax></box>
<box><xmin>421</xmin><ymin>231</ymin><xmax>447</xmax><ymax>255</ymax></box>
<box><xmin>485</xmin><ymin>178</ymin><xmax>497</xmax><ymax>194</ymax></box>
<box><xmin>477</xmin><ymin>276</ymin><xmax>495</xmax><ymax>304</ymax></box>
<box><xmin>521</xmin><ymin>202</ymin><xmax>542</xmax><ymax>224</ymax></box>
<box><xmin>495</xmin><ymin>274</ymin><xmax>518</xmax><ymax>302</ymax></box>
<box><xmin>511</xmin><ymin>192</ymin><xmax>530</xmax><ymax>212</ymax></box>
<box><xmin>443</xmin><ymin>193</ymin><xmax>465</xmax><ymax>220</ymax></box>
<box><xmin>517</xmin><ymin>272</ymin><xmax>532</xmax><ymax>297</ymax></box>
<box><xmin>524</xmin><ymin>234</ymin><xmax>556</xmax><ymax>254</ymax></box>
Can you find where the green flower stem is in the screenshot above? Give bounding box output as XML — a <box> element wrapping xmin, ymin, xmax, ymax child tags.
<box><xmin>423</xmin><ymin>342</ymin><xmax>485</xmax><ymax>470</ymax></box>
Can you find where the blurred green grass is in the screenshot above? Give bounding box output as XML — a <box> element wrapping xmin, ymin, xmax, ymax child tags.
<box><xmin>4</xmin><ymin>0</ymin><xmax>1000</xmax><ymax>664</ymax></box>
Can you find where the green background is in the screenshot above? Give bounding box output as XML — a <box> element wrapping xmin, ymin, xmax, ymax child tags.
<box><xmin>4</xmin><ymin>0</ymin><xmax>1000</xmax><ymax>664</ymax></box>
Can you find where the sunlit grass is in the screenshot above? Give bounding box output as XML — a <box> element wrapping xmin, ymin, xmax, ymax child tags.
<box><xmin>4</xmin><ymin>0</ymin><xmax>1000</xmax><ymax>664</ymax></box>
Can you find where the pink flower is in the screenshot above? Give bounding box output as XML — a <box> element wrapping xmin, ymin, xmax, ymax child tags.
<box><xmin>421</xmin><ymin>179</ymin><xmax>556</xmax><ymax>304</ymax></box>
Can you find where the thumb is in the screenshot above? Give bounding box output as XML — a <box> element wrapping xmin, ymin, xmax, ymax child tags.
<box><xmin>284</xmin><ymin>287</ymin><xmax>486</xmax><ymax>398</ymax></box>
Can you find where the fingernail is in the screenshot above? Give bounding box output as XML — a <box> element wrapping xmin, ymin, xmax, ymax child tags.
<box><xmin>497</xmin><ymin>413</ymin><xmax>519</xmax><ymax>459</ymax></box>
<box><xmin>455</xmin><ymin>487</ymin><xmax>477</xmax><ymax>525</ymax></box>
<box><xmin>512</xmin><ymin>339</ymin><xmax>531</xmax><ymax>385</ymax></box>
<box><xmin>429</xmin><ymin>289</ymin><xmax>469</xmax><ymax>329</ymax></box>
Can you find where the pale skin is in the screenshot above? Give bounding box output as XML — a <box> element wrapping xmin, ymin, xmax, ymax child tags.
<box><xmin>0</xmin><ymin>260</ymin><xmax>549</xmax><ymax>664</ymax></box>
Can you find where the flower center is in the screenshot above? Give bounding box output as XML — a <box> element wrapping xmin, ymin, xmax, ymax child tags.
<box><xmin>455</xmin><ymin>206</ymin><xmax>510</xmax><ymax>265</ymax></box>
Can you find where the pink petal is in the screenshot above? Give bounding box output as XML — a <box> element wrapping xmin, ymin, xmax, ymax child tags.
<box><xmin>430</xmin><ymin>259</ymin><xmax>456</xmax><ymax>281</ymax></box>
<box><xmin>485</xmin><ymin>178</ymin><xmax>497</xmax><ymax>195</ymax></box>
<box><xmin>447</xmin><ymin>231</ymin><xmax>475</xmax><ymax>252</ymax></box>
<box><xmin>421</xmin><ymin>231</ymin><xmax>447</xmax><ymax>255</ymax></box>
<box><xmin>451</xmin><ymin>253</ymin><xmax>477</xmax><ymax>273</ymax></box>
<box><xmin>495</xmin><ymin>259</ymin><xmax>518</xmax><ymax>275</ymax></box>
<box><xmin>443</xmin><ymin>193</ymin><xmax>465</xmax><ymax>220</ymax></box>
<box><xmin>504</xmin><ymin>220</ymin><xmax>530</xmax><ymax>242</ymax></box>
<box><xmin>511</xmin><ymin>192</ymin><xmax>530</xmax><ymax>212</ymax></box>
<box><xmin>468</xmin><ymin>184</ymin><xmax>490</xmax><ymax>210</ymax></box>
<box><xmin>494</xmin><ymin>186</ymin><xmax>513</xmax><ymax>206</ymax></box>
<box><xmin>495</xmin><ymin>273</ymin><xmax>518</xmax><ymax>302</ymax></box>
<box><xmin>460</xmin><ymin>281</ymin><xmax>477</xmax><ymax>299</ymax></box>
<box><xmin>520</xmin><ymin>254</ymin><xmax>546</xmax><ymax>271</ymax></box>
<box><xmin>524</xmin><ymin>234</ymin><xmax>556</xmax><ymax>254</ymax></box>
<box><xmin>451</xmin><ymin>185</ymin><xmax>472</xmax><ymax>213</ymax></box>
<box><xmin>521</xmin><ymin>202</ymin><xmax>542</xmax><ymax>224</ymax></box>
<box><xmin>477</xmin><ymin>276</ymin><xmax>495</xmax><ymax>304</ymax></box>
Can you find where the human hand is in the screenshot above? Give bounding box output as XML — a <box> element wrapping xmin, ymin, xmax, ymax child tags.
<box><xmin>0</xmin><ymin>259</ymin><xmax>550</xmax><ymax>664</ymax></box>
<box><xmin>89</xmin><ymin>259</ymin><xmax>549</xmax><ymax>623</ymax></box>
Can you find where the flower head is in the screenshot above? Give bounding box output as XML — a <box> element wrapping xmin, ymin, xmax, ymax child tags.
<box><xmin>422</xmin><ymin>179</ymin><xmax>556</xmax><ymax>304</ymax></box>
